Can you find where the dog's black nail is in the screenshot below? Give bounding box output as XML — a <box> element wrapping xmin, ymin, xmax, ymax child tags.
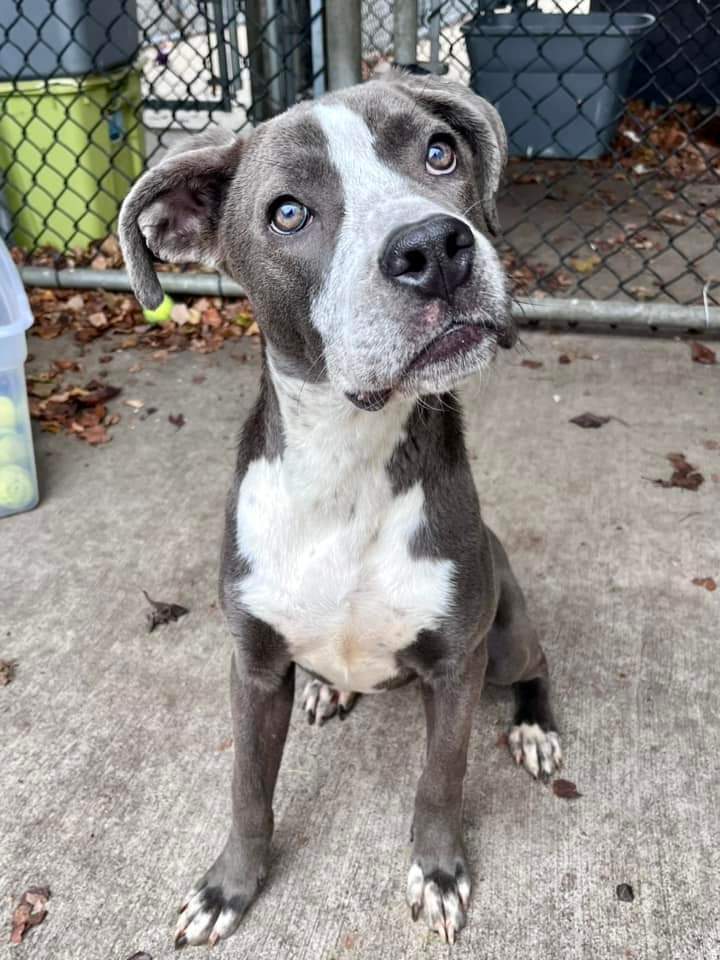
<box><xmin>175</xmin><ymin>934</ymin><xmax>188</xmax><ymax>950</ymax></box>
<box><xmin>411</xmin><ymin>903</ymin><xmax>421</xmax><ymax>922</ymax></box>
<box><xmin>307</xmin><ymin>710</ymin><xmax>314</xmax><ymax>725</ymax></box>
<box><xmin>338</xmin><ymin>706</ymin><xmax>347</xmax><ymax>720</ymax></box>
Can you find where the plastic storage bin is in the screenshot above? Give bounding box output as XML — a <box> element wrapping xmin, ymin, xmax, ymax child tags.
<box><xmin>0</xmin><ymin>240</ymin><xmax>39</xmax><ymax>518</ymax></box>
<box><xmin>0</xmin><ymin>0</ymin><xmax>139</xmax><ymax>81</ymax></box>
<box><xmin>463</xmin><ymin>12</ymin><xmax>656</xmax><ymax>159</ymax></box>
<box><xmin>0</xmin><ymin>67</ymin><xmax>146</xmax><ymax>250</ymax></box>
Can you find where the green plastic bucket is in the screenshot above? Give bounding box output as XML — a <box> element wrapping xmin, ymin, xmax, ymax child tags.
<box><xmin>0</xmin><ymin>68</ymin><xmax>145</xmax><ymax>250</ymax></box>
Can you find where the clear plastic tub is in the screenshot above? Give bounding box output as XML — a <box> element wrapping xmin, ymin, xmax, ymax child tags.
<box><xmin>0</xmin><ymin>240</ymin><xmax>39</xmax><ymax>518</ymax></box>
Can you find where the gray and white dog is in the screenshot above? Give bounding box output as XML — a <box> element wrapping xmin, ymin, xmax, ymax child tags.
<box><xmin>119</xmin><ymin>70</ymin><xmax>562</xmax><ymax>948</ymax></box>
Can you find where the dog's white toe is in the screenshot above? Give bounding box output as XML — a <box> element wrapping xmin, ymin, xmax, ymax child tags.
<box><xmin>303</xmin><ymin>680</ymin><xmax>358</xmax><ymax>725</ymax></box>
<box><xmin>406</xmin><ymin>861</ymin><xmax>469</xmax><ymax>944</ymax></box>
<box><xmin>508</xmin><ymin>723</ymin><xmax>562</xmax><ymax>781</ymax></box>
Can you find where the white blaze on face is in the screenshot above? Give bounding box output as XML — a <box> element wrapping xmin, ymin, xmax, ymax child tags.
<box><xmin>309</xmin><ymin>101</ymin><xmax>506</xmax><ymax>395</ymax></box>
<box><xmin>310</xmin><ymin>103</ymin><xmax>452</xmax><ymax>391</ymax></box>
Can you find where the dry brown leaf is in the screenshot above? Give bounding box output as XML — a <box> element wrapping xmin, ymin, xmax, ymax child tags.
<box><xmin>0</xmin><ymin>659</ymin><xmax>15</xmax><ymax>686</ymax></box>
<box><xmin>570</xmin><ymin>412</ymin><xmax>611</xmax><ymax>429</ymax></box>
<box><xmin>702</xmin><ymin>439</ymin><xmax>719</xmax><ymax>450</ymax></box>
<box><xmin>88</xmin><ymin>311</ymin><xmax>108</xmax><ymax>329</ymax></box>
<box><xmin>521</xmin><ymin>359</ymin><xmax>543</xmax><ymax>369</ymax></box>
<box><xmin>168</xmin><ymin>413</ymin><xmax>186</xmax><ymax>429</ymax></box>
<box><xmin>10</xmin><ymin>886</ymin><xmax>50</xmax><ymax>944</ymax></box>
<box><xmin>691</xmin><ymin>341</ymin><xmax>716</xmax><ymax>365</ymax></box>
<box><xmin>654</xmin><ymin>452</ymin><xmax>704</xmax><ymax>491</ymax></box>
<box><xmin>65</xmin><ymin>294</ymin><xmax>85</xmax><ymax>312</ymax></box>
<box><xmin>552</xmin><ymin>779</ymin><xmax>582</xmax><ymax>800</ymax></box>
<box><xmin>692</xmin><ymin>577</ymin><xmax>717</xmax><ymax>592</ymax></box>
<box><xmin>82</xmin><ymin>424</ymin><xmax>112</xmax><ymax>445</ymax></box>
<box><xmin>246</xmin><ymin>321</ymin><xmax>260</xmax><ymax>336</ymax></box>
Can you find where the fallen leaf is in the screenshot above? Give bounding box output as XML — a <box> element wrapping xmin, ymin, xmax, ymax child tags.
<box><xmin>88</xmin><ymin>311</ymin><xmax>108</xmax><ymax>329</ymax></box>
<box><xmin>28</xmin><ymin>380</ymin><xmax>56</xmax><ymax>399</ymax></box>
<box><xmin>657</xmin><ymin>209</ymin><xmax>688</xmax><ymax>226</ymax></box>
<box><xmin>124</xmin><ymin>399</ymin><xmax>145</xmax><ymax>411</ymax></box>
<box><xmin>168</xmin><ymin>413</ymin><xmax>186</xmax><ymax>428</ymax></box>
<box><xmin>692</xmin><ymin>577</ymin><xmax>717</xmax><ymax>592</ymax></box>
<box><xmin>65</xmin><ymin>294</ymin><xmax>85</xmax><ymax>312</ymax></box>
<box><xmin>10</xmin><ymin>886</ymin><xmax>50</xmax><ymax>944</ymax></box>
<box><xmin>616</xmin><ymin>883</ymin><xmax>634</xmax><ymax>903</ymax></box>
<box><xmin>521</xmin><ymin>359</ymin><xmax>543</xmax><ymax>369</ymax></box>
<box><xmin>246</xmin><ymin>321</ymin><xmax>260</xmax><ymax>336</ymax></box>
<box><xmin>558</xmin><ymin>354</ymin><xmax>572</xmax><ymax>365</ymax></box>
<box><xmin>691</xmin><ymin>341</ymin><xmax>716</xmax><ymax>365</ymax></box>
<box><xmin>82</xmin><ymin>425</ymin><xmax>111</xmax><ymax>445</ymax></box>
<box><xmin>570</xmin><ymin>412</ymin><xmax>611</xmax><ymax>429</ymax></box>
<box><xmin>0</xmin><ymin>659</ymin><xmax>15</xmax><ymax>686</ymax></box>
<box><xmin>90</xmin><ymin>254</ymin><xmax>108</xmax><ymax>271</ymax></box>
<box><xmin>552</xmin><ymin>779</ymin><xmax>582</xmax><ymax>800</ymax></box>
<box><xmin>143</xmin><ymin>591</ymin><xmax>189</xmax><ymax>633</ymax></box>
<box><xmin>170</xmin><ymin>303</ymin><xmax>192</xmax><ymax>325</ymax></box>
<box><xmin>99</xmin><ymin>235</ymin><xmax>121</xmax><ymax>260</ymax></box>
<box><xmin>128</xmin><ymin>363</ymin><xmax>143</xmax><ymax>374</ymax></box>
<box><xmin>654</xmin><ymin>453</ymin><xmax>704</xmax><ymax>491</ymax></box>
<box><xmin>630</xmin><ymin>285</ymin><xmax>656</xmax><ymax>301</ymax></box>
<box><xmin>703</xmin><ymin>440</ymin><xmax>719</xmax><ymax>450</ymax></box>
<box><xmin>568</xmin><ymin>254</ymin><xmax>601</xmax><ymax>273</ymax></box>
<box><xmin>192</xmin><ymin>374</ymin><xmax>206</xmax><ymax>384</ymax></box>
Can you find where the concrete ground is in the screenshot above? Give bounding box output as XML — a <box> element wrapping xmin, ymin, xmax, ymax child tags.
<box><xmin>2</xmin><ymin>329</ymin><xmax>719</xmax><ymax>960</ymax></box>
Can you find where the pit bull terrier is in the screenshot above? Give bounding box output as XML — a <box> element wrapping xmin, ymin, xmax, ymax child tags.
<box><xmin>119</xmin><ymin>69</ymin><xmax>562</xmax><ymax>948</ymax></box>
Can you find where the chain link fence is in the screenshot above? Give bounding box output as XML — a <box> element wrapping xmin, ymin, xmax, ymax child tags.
<box><xmin>0</xmin><ymin>0</ymin><xmax>321</xmax><ymax>252</ymax></box>
<box><xmin>1</xmin><ymin>0</ymin><xmax>719</xmax><ymax>307</ymax></box>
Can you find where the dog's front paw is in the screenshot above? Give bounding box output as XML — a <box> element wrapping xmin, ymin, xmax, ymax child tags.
<box><xmin>302</xmin><ymin>679</ymin><xmax>359</xmax><ymax>725</ymax></box>
<box><xmin>508</xmin><ymin>722</ymin><xmax>562</xmax><ymax>781</ymax></box>
<box><xmin>175</xmin><ymin>836</ymin><xmax>267</xmax><ymax>948</ymax></box>
<box><xmin>406</xmin><ymin>858</ymin><xmax>471</xmax><ymax>945</ymax></box>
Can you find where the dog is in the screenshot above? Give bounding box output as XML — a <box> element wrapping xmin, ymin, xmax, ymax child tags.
<box><xmin>119</xmin><ymin>69</ymin><xmax>562</xmax><ymax>948</ymax></box>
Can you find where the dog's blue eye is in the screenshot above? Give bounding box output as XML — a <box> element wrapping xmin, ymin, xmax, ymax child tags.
<box><xmin>426</xmin><ymin>140</ymin><xmax>456</xmax><ymax>175</ymax></box>
<box><xmin>270</xmin><ymin>198</ymin><xmax>310</xmax><ymax>234</ymax></box>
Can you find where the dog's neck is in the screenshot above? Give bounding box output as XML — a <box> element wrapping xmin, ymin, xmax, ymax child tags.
<box><xmin>263</xmin><ymin>349</ymin><xmax>415</xmax><ymax>501</ymax></box>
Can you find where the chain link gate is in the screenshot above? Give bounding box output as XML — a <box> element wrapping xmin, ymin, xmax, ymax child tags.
<box><xmin>1</xmin><ymin>0</ymin><xmax>719</xmax><ymax>314</ymax></box>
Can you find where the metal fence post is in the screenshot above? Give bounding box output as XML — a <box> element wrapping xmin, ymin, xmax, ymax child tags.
<box><xmin>393</xmin><ymin>0</ymin><xmax>418</xmax><ymax>66</ymax></box>
<box><xmin>325</xmin><ymin>0</ymin><xmax>361</xmax><ymax>90</ymax></box>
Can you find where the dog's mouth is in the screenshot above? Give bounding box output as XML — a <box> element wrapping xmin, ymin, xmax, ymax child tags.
<box><xmin>347</xmin><ymin>319</ymin><xmax>515</xmax><ymax>412</ymax></box>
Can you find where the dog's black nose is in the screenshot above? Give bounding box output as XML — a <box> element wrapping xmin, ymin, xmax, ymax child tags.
<box><xmin>380</xmin><ymin>215</ymin><xmax>474</xmax><ymax>301</ymax></box>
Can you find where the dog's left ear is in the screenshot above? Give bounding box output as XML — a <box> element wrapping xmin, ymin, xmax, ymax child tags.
<box><xmin>119</xmin><ymin>129</ymin><xmax>244</xmax><ymax>308</ymax></box>
<box><xmin>386</xmin><ymin>71</ymin><xmax>507</xmax><ymax>236</ymax></box>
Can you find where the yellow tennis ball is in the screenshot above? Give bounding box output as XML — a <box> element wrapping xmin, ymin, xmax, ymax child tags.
<box><xmin>0</xmin><ymin>396</ymin><xmax>17</xmax><ymax>430</ymax></box>
<box><xmin>0</xmin><ymin>432</ymin><xmax>26</xmax><ymax>466</ymax></box>
<box><xmin>0</xmin><ymin>463</ymin><xmax>34</xmax><ymax>510</ymax></box>
<box><xmin>142</xmin><ymin>293</ymin><xmax>175</xmax><ymax>324</ymax></box>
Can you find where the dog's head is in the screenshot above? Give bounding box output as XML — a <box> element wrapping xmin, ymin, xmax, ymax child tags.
<box><xmin>119</xmin><ymin>72</ymin><xmax>514</xmax><ymax>410</ymax></box>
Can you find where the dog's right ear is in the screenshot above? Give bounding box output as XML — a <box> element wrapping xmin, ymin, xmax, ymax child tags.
<box><xmin>119</xmin><ymin>129</ymin><xmax>243</xmax><ymax>309</ymax></box>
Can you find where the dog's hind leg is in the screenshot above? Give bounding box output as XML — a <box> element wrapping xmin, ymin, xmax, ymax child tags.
<box><xmin>485</xmin><ymin>528</ymin><xmax>562</xmax><ymax>781</ymax></box>
<box><xmin>302</xmin><ymin>678</ymin><xmax>360</xmax><ymax>725</ymax></box>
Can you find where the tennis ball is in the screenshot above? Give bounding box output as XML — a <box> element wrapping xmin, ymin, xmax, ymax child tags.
<box><xmin>0</xmin><ymin>396</ymin><xmax>17</xmax><ymax>430</ymax></box>
<box><xmin>0</xmin><ymin>463</ymin><xmax>34</xmax><ymax>510</ymax></box>
<box><xmin>0</xmin><ymin>432</ymin><xmax>26</xmax><ymax>466</ymax></box>
<box><xmin>142</xmin><ymin>293</ymin><xmax>175</xmax><ymax>324</ymax></box>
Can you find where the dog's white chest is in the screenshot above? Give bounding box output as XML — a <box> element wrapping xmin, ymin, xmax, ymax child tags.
<box><xmin>234</xmin><ymin>373</ymin><xmax>454</xmax><ymax>693</ymax></box>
